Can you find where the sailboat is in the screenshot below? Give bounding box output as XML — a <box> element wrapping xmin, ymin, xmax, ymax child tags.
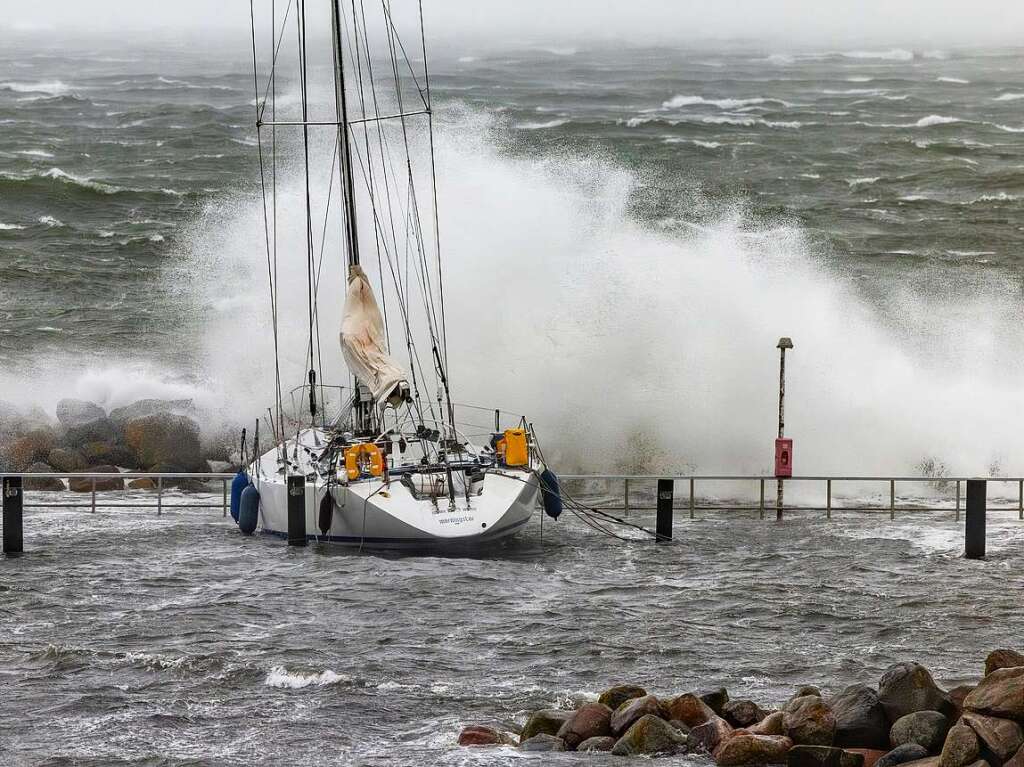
<box><xmin>237</xmin><ymin>0</ymin><xmax>558</xmax><ymax>548</ymax></box>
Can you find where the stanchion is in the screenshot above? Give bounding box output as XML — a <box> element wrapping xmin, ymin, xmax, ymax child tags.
<box><xmin>288</xmin><ymin>475</ymin><xmax>307</xmax><ymax>547</ymax></box>
<box><xmin>3</xmin><ymin>476</ymin><xmax>24</xmax><ymax>557</ymax></box>
<box><xmin>656</xmin><ymin>479</ymin><xmax>673</xmax><ymax>542</ymax></box>
<box><xmin>965</xmin><ymin>479</ymin><xmax>986</xmax><ymax>559</ymax></box>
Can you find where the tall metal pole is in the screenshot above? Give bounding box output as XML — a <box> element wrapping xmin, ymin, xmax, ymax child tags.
<box><xmin>776</xmin><ymin>337</ymin><xmax>793</xmax><ymax>521</ymax></box>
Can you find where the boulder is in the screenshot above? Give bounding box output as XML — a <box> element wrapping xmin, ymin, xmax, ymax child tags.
<box><xmin>47</xmin><ymin>447</ymin><xmax>86</xmax><ymax>473</ymax></box>
<box><xmin>949</xmin><ymin>688</ymin><xmax>977</xmax><ymax>722</ymax></box>
<box><xmin>962</xmin><ymin>712</ymin><xmax>1024</xmax><ymax>762</ymax></box>
<box><xmin>127</xmin><ymin>478</ymin><xmax>157</xmax><ymax>490</ymax></box>
<box><xmin>8</xmin><ymin>428</ymin><xmax>56</xmax><ymax>470</ymax></box>
<box><xmin>556</xmin><ymin>703</ymin><xmax>612</xmax><ymax>750</ymax></box>
<box><xmin>725</xmin><ymin>699</ymin><xmax>771</xmax><ymax>728</ymax></box>
<box><xmin>689</xmin><ymin>716</ymin><xmax>735</xmax><ymax>753</ymax></box>
<box><xmin>80</xmin><ymin>441</ymin><xmax>137</xmax><ymax>468</ymax></box>
<box><xmin>458</xmin><ymin>725</ymin><xmax>511</xmax><ymax>747</ymax></box>
<box><xmin>520</xmin><ymin>709</ymin><xmax>573</xmax><ymax>743</ymax></box>
<box><xmin>63</xmin><ymin>418</ymin><xmax>120</xmax><ymax>449</ymax></box>
<box><xmin>890</xmin><ymin>711</ymin><xmax>950</xmax><ymax>753</ymax></box>
<box><xmin>671</xmin><ymin>720</ymin><xmax>693</xmax><ymax>735</ymax></box>
<box><xmin>68</xmin><ymin>465</ymin><xmax>123</xmax><ymax>492</ymax></box>
<box><xmin>964</xmin><ymin>667</ymin><xmax>1024</xmax><ymax>722</ymax></box>
<box><xmin>702</xmin><ymin>688</ymin><xmax>731</xmax><ymax>716</ymax></box>
<box><xmin>847</xmin><ymin>749</ymin><xmax>890</xmax><ymax>767</ymax></box>
<box><xmin>109</xmin><ymin>398</ymin><xmax>194</xmax><ymax>425</ymax></box>
<box><xmin>788</xmin><ymin>745</ymin><xmax>865</xmax><ymax>767</ymax></box>
<box><xmin>123</xmin><ymin>413</ymin><xmax>204</xmax><ymax>471</ymax></box>
<box><xmin>612</xmin><ymin>714</ymin><xmax>688</xmax><ymax>756</ymax></box>
<box><xmin>879</xmin><ymin>664</ymin><xmax>950</xmax><ymax>723</ymax></box>
<box><xmin>940</xmin><ymin>723</ymin><xmax>981</xmax><ymax>767</ymax></box>
<box><xmin>578</xmin><ymin>736</ymin><xmax>616</xmax><ymax>752</ymax></box>
<box><xmin>716</xmin><ymin>733</ymin><xmax>794</xmax><ymax>765</ymax></box>
<box><xmin>23</xmin><ymin>463</ymin><xmax>64</xmax><ymax>491</ymax></box>
<box><xmin>612</xmin><ymin>694</ymin><xmax>666</xmax><ymax>736</ymax></box>
<box><xmin>831</xmin><ymin>684</ymin><xmax>891</xmax><ymax>750</ymax></box>
<box><xmin>985</xmin><ymin>652</ymin><xmax>1024</xmax><ymax>678</ymax></box>
<box><xmin>878</xmin><ymin>745</ymin><xmax>931</xmax><ymax>767</ymax></box>
<box><xmin>519</xmin><ymin>733</ymin><xmax>564</xmax><ymax>752</ymax></box>
<box><xmin>1005</xmin><ymin>744</ymin><xmax>1024</xmax><ymax>767</ymax></box>
<box><xmin>598</xmin><ymin>684</ymin><xmax>648</xmax><ymax>711</ymax></box>
<box><xmin>794</xmin><ymin>687</ymin><xmax>825</xmax><ymax>700</ymax></box>
<box><xmin>752</xmin><ymin>712</ymin><xmax>788</xmax><ymax>736</ymax></box>
<box><xmin>785</xmin><ymin>695</ymin><xmax>837</xmax><ymax>746</ymax></box>
<box><xmin>669</xmin><ymin>692</ymin><xmax>718</xmax><ymax>727</ymax></box>
<box><xmin>56</xmin><ymin>399</ymin><xmax>105</xmax><ymax>427</ymax></box>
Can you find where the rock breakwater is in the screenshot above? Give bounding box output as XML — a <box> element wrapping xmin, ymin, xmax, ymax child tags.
<box><xmin>460</xmin><ymin>651</ymin><xmax>1024</xmax><ymax>764</ymax></box>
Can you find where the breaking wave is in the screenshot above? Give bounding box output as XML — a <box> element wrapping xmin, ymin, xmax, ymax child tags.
<box><xmin>661</xmin><ymin>95</ymin><xmax>793</xmax><ymax>110</ymax></box>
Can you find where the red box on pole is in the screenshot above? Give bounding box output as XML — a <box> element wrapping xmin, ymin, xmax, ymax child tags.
<box><xmin>775</xmin><ymin>438</ymin><xmax>793</xmax><ymax>478</ymax></box>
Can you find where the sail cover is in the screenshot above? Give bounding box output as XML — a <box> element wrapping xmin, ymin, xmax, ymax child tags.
<box><xmin>340</xmin><ymin>265</ymin><xmax>410</xmax><ymax>408</ymax></box>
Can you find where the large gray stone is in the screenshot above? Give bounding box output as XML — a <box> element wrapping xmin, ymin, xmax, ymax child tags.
<box><xmin>725</xmin><ymin>699</ymin><xmax>771</xmax><ymax>728</ymax></box>
<box><xmin>985</xmin><ymin>652</ymin><xmax>1024</xmax><ymax>678</ymax></box>
<box><xmin>715</xmin><ymin>733</ymin><xmax>794</xmax><ymax>765</ymax></box>
<box><xmin>879</xmin><ymin>663</ymin><xmax>949</xmax><ymax>723</ymax></box>
<box><xmin>556</xmin><ymin>703</ymin><xmax>612</xmax><ymax>750</ymax></box>
<box><xmin>23</xmin><ymin>462</ymin><xmax>64</xmax><ymax>491</ymax></box>
<box><xmin>962</xmin><ymin>712</ymin><xmax>1024</xmax><ymax>762</ymax></box>
<box><xmin>519</xmin><ymin>709</ymin><xmax>573</xmax><ymax>743</ymax></box>
<box><xmin>965</xmin><ymin>668</ymin><xmax>1024</xmax><ymax>723</ymax></box>
<box><xmin>123</xmin><ymin>413</ymin><xmax>203</xmax><ymax>471</ymax></box>
<box><xmin>598</xmin><ymin>684</ymin><xmax>647</xmax><ymax>711</ymax></box>
<box><xmin>788</xmin><ymin>744</ymin><xmax>866</xmax><ymax>767</ymax></box>
<box><xmin>878</xmin><ymin>745</ymin><xmax>931</xmax><ymax>767</ymax></box>
<box><xmin>831</xmin><ymin>684</ymin><xmax>891</xmax><ymax>750</ymax></box>
<box><xmin>785</xmin><ymin>695</ymin><xmax>837</xmax><ymax>746</ymax></box>
<box><xmin>519</xmin><ymin>733</ymin><xmax>564</xmax><ymax>752</ymax></box>
<box><xmin>611</xmin><ymin>694</ymin><xmax>665</xmax><ymax>736</ymax></box>
<box><xmin>109</xmin><ymin>398</ymin><xmax>194</xmax><ymax>425</ymax></box>
<box><xmin>611</xmin><ymin>714</ymin><xmax>687</xmax><ymax>756</ymax></box>
<box><xmin>940</xmin><ymin>723</ymin><xmax>981</xmax><ymax>767</ymax></box>
<box><xmin>890</xmin><ymin>711</ymin><xmax>950</xmax><ymax>753</ymax></box>
<box><xmin>56</xmin><ymin>399</ymin><xmax>105</xmax><ymax>427</ymax></box>
<box><xmin>578</xmin><ymin>736</ymin><xmax>616</xmax><ymax>752</ymax></box>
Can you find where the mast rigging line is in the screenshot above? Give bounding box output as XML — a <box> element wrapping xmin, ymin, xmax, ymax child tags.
<box><xmin>257</xmin><ymin>110</ymin><xmax>432</xmax><ymax>127</ymax></box>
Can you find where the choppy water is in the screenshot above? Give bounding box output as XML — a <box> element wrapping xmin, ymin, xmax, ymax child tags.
<box><xmin>2</xmin><ymin>497</ymin><xmax>1022</xmax><ymax>765</ymax></box>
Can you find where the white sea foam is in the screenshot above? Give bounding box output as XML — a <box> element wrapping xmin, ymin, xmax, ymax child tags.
<box><xmin>994</xmin><ymin>93</ymin><xmax>1024</xmax><ymax>102</ymax></box>
<box><xmin>843</xmin><ymin>48</ymin><xmax>914</xmax><ymax>61</ymax></box>
<box><xmin>847</xmin><ymin>177</ymin><xmax>881</xmax><ymax>186</ymax></box>
<box><xmin>458</xmin><ymin>56</ymin><xmax>477</xmax><ymax>63</ymax></box>
<box><xmin>264</xmin><ymin>666</ymin><xmax>349</xmax><ymax>689</ymax></box>
<box><xmin>992</xmin><ymin>123</ymin><xmax>1024</xmax><ymax>133</ymax></box>
<box><xmin>661</xmin><ymin>95</ymin><xmax>792</xmax><ymax>110</ymax></box>
<box><xmin>915</xmin><ymin>115</ymin><xmax>960</xmax><ymax>127</ymax></box>
<box><xmin>515</xmin><ymin>118</ymin><xmax>569</xmax><ymax>130</ymax></box>
<box><xmin>937</xmin><ymin>77</ymin><xmax>969</xmax><ymax>84</ymax></box>
<box><xmin>0</xmin><ymin>79</ymin><xmax>71</xmax><ymax>95</ymax></box>
<box><xmin>16</xmin><ymin>149</ymin><xmax>55</xmax><ymax>158</ymax></box>
<box><xmin>37</xmin><ymin>215</ymin><xmax>64</xmax><ymax>227</ymax></box>
<box><xmin>822</xmin><ymin>88</ymin><xmax>887</xmax><ymax>96</ymax></box>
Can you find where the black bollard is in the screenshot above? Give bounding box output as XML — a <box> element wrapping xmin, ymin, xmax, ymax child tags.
<box><xmin>3</xmin><ymin>476</ymin><xmax>24</xmax><ymax>557</ymax></box>
<box><xmin>287</xmin><ymin>475</ymin><xmax>307</xmax><ymax>547</ymax></box>
<box><xmin>656</xmin><ymin>479</ymin><xmax>673</xmax><ymax>542</ymax></box>
<box><xmin>965</xmin><ymin>479</ymin><xmax>986</xmax><ymax>559</ymax></box>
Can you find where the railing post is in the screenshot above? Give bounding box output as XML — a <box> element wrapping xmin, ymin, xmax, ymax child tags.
<box><xmin>3</xmin><ymin>476</ymin><xmax>24</xmax><ymax>557</ymax></box>
<box><xmin>288</xmin><ymin>474</ymin><xmax>307</xmax><ymax>546</ymax></box>
<box><xmin>826</xmin><ymin>479</ymin><xmax>832</xmax><ymax>520</ymax></box>
<box><xmin>955</xmin><ymin>480</ymin><xmax>961</xmax><ymax>522</ymax></box>
<box><xmin>222</xmin><ymin>479</ymin><xmax>228</xmax><ymax>518</ymax></box>
<box><xmin>623</xmin><ymin>478</ymin><xmax>630</xmax><ymax>517</ymax></box>
<box><xmin>656</xmin><ymin>479</ymin><xmax>673</xmax><ymax>542</ymax></box>
<box><xmin>689</xmin><ymin>478</ymin><xmax>695</xmax><ymax>520</ymax></box>
<box><xmin>1018</xmin><ymin>479</ymin><xmax>1022</xmax><ymax>521</ymax></box>
<box><xmin>91</xmin><ymin>477</ymin><xmax>96</xmax><ymax>513</ymax></box>
<box><xmin>965</xmin><ymin>479</ymin><xmax>986</xmax><ymax>559</ymax></box>
<box><xmin>889</xmin><ymin>479</ymin><xmax>895</xmax><ymax>520</ymax></box>
<box><xmin>759</xmin><ymin>478</ymin><xmax>765</xmax><ymax>520</ymax></box>
<box><xmin>157</xmin><ymin>476</ymin><xmax>162</xmax><ymax>516</ymax></box>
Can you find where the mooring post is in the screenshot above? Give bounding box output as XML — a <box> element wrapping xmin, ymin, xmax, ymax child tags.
<box><xmin>965</xmin><ymin>479</ymin><xmax>986</xmax><ymax>559</ymax></box>
<box><xmin>759</xmin><ymin>478</ymin><xmax>765</xmax><ymax>520</ymax></box>
<box><xmin>91</xmin><ymin>477</ymin><xmax>96</xmax><ymax>513</ymax></box>
<box><xmin>287</xmin><ymin>474</ymin><xmax>307</xmax><ymax>546</ymax></box>
<box><xmin>689</xmin><ymin>478</ymin><xmax>695</xmax><ymax>520</ymax></box>
<box><xmin>1018</xmin><ymin>479</ymin><xmax>1022</xmax><ymax>521</ymax></box>
<box><xmin>3</xmin><ymin>476</ymin><xmax>24</xmax><ymax>557</ymax></box>
<box><xmin>623</xmin><ymin>477</ymin><xmax>630</xmax><ymax>516</ymax></box>
<box><xmin>656</xmin><ymin>479</ymin><xmax>673</xmax><ymax>542</ymax></box>
<box><xmin>826</xmin><ymin>479</ymin><xmax>832</xmax><ymax>520</ymax></box>
<box><xmin>776</xmin><ymin>337</ymin><xmax>794</xmax><ymax>521</ymax></box>
<box><xmin>955</xmin><ymin>480</ymin><xmax>961</xmax><ymax>522</ymax></box>
<box><xmin>889</xmin><ymin>479</ymin><xmax>895</xmax><ymax>520</ymax></box>
<box><xmin>157</xmin><ymin>476</ymin><xmax>162</xmax><ymax>516</ymax></box>
<box><xmin>222</xmin><ymin>479</ymin><xmax>228</xmax><ymax>518</ymax></box>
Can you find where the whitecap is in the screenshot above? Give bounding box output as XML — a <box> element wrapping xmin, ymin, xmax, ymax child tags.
<box><xmin>661</xmin><ymin>94</ymin><xmax>793</xmax><ymax>110</ymax></box>
<box><xmin>515</xmin><ymin>118</ymin><xmax>569</xmax><ymax>130</ymax></box>
<box><xmin>42</xmin><ymin>167</ymin><xmax>121</xmax><ymax>193</ymax></box>
<box><xmin>937</xmin><ymin>77</ymin><xmax>969</xmax><ymax>84</ymax></box>
<box><xmin>992</xmin><ymin>123</ymin><xmax>1024</xmax><ymax>133</ymax></box>
<box><xmin>457</xmin><ymin>56</ymin><xmax>477</xmax><ymax>63</ymax></box>
<box><xmin>842</xmin><ymin>49</ymin><xmax>914</xmax><ymax>61</ymax></box>
<box><xmin>994</xmin><ymin>93</ymin><xmax>1024</xmax><ymax>102</ymax></box>
<box><xmin>0</xmin><ymin>223</ymin><xmax>25</xmax><ymax>230</ymax></box>
<box><xmin>16</xmin><ymin>149</ymin><xmax>55</xmax><ymax>158</ymax></box>
<box><xmin>148</xmin><ymin>234</ymin><xmax>165</xmax><ymax>242</ymax></box>
<box><xmin>915</xmin><ymin>115</ymin><xmax>960</xmax><ymax>127</ymax></box>
<box><xmin>38</xmin><ymin>215</ymin><xmax>64</xmax><ymax>227</ymax></box>
<box><xmin>0</xmin><ymin>80</ymin><xmax>70</xmax><ymax>95</ymax></box>
<box><xmin>264</xmin><ymin>666</ymin><xmax>350</xmax><ymax>689</ymax></box>
<box><xmin>847</xmin><ymin>177</ymin><xmax>881</xmax><ymax>186</ymax></box>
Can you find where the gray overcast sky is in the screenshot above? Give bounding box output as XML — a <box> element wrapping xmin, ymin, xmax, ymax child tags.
<box><xmin>4</xmin><ymin>1</ymin><xmax>1024</xmax><ymax>47</ymax></box>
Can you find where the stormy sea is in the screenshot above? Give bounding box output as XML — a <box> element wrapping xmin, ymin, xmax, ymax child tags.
<box><xmin>3</xmin><ymin>31</ymin><xmax>1024</xmax><ymax>765</ymax></box>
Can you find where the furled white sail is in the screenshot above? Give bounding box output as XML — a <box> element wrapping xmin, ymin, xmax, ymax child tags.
<box><xmin>340</xmin><ymin>265</ymin><xmax>410</xmax><ymax>407</ymax></box>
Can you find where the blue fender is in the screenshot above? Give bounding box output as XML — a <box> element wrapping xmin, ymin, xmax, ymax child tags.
<box><xmin>238</xmin><ymin>484</ymin><xmax>260</xmax><ymax>535</ymax></box>
<box><xmin>229</xmin><ymin>470</ymin><xmax>248</xmax><ymax>523</ymax></box>
<box><xmin>539</xmin><ymin>468</ymin><xmax>562</xmax><ymax>520</ymax></box>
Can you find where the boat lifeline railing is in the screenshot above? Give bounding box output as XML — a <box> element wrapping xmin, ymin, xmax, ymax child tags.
<box><xmin>0</xmin><ymin>472</ymin><xmax>236</xmax><ymax>515</ymax></box>
<box><xmin>557</xmin><ymin>474</ymin><xmax>1024</xmax><ymax>521</ymax></box>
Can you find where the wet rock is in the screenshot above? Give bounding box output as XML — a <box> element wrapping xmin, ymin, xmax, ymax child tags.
<box><xmin>578</xmin><ymin>736</ymin><xmax>616</xmax><ymax>752</ymax></box>
<box><xmin>890</xmin><ymin>711</ymin><xmax>950</xmax><ymax>752</ymax></box>
<box><xmin>47</xmin><ymin>447</ymin><xmax>86</xmax><ymax>473</ymax></box>
<box><xmin>964</xmin><ymin>667</ymin><xmax>1024</xmax><ymax>722</ymax></box>
<box><xmin>785</xmin><ymin>695</ymin><xmax>837</xmax><ymax>746</ymax></box>
<box><xmin>795</xmin><ymin>687</ymin><xmax>825</xmax><ymax>700</ymax></box>
<box><xmin>879</xmin><ymin>663</ymin><xmax>950</xmax><ymax>723</ymax></box>
<box><xmin>831</xmin><ymin>684</ymin><xmax>892</xmax><ymax>750</ymax></box>
<box><xmin>725</xmin><ymin>699</ymin><xmax>770</xmax><ymax>728</ymax></box>
<box><xmin>24</xmin><ymin>463</ymin><xmax>64</xmax><ymax>491</ymax></box>
<box><xmin>612</xmin><ymin>714</ymin><xmax>688</xmax><ymax>756</ymax></box>
<box><xmin>716</xmin><ymin>733</ymin><xmax>794</xmax><ymax>765</ymax></box>
<box><xmin>612</xmin><ymin>694</ymin><xmax>666</xmax><ymax>736</ymax></box>
<box><xmin>669</xmin><ymin>692</ymin><xmax>718</xmax><ymax>727</ymax></box>
<box><xmin>124</xmin><ymin>413</ymin><xmax>204</xmax><ymax>471</ymax></box>
<box><xmin>63</xmin><ymin>418</ymin><xmax>120</xmax><ymax>449</ymax></box>
<box><xmin>598</xmin><ymin>684</ymin><xmax>647</xmax><ymax>711</ymax></box>
<box><xmin>689</xmin><ymin>716</ymin><xmax>735</xmax><ymax>754</ymax></box>
<box><xmin>985</xmin><ymin>651</ymin><xmax>1024</xmax><ymax>678</ymax></box>
<box><xmin>878</xmin><ymin>744</ymin><xmax>932</xmax><ymax>767</ymax></box>
<box><xmin>847</xmin><ymin>748</ymin><xmax>890</xmax><ymax>767</ymax></box>
<box><xmin>751</xmin><ymin>712</ymin><xmax>788</xmax><ymax>737</ymax></box>
<box><xmin>127</xmin><ymin>478</ymin><xmax>157</xmax><ymax>490</ymax></box>
<box><xmin>788</xmin><ymin>744</ymin><xmax>865</xmax><ymax>767</ymax></box>
<box><xmin>702</xmin><ymin>688</ymin><xmax>731</xmax><ymax>716</ymax></box>
<box><xmin>109</xmin><ymin>398</ymin><xmax>194</xmax><ymax>425</ymax></box>
<box><xmin>458</xmin><ymin>725</ymin><xmax>510</xmax><ymax>747</ymax></box>
<box><xmin>519</xmin><ymin>733</ymin><xmax>564</xmax><ymax>752</ymax></box>
<box><xmin>556</xmin><ymin>702</ymin><xmax>612</xmax><ymax>750</ymax></box>
<box><xmin>940</xmin><ymin>723</ymin><xmax>981</xmax><ymax>767</ymax></box>
<box><xmin>9</xmin><ymin>428</ymin><xmax>57</xmax><ymax>470</ymax></box>
<box><xmin>671</xmin><ymin>720</ymin><xmax>693</xmax><ymax>735</ymax></box>
<box><xmin>520</xmin><ymin>709</ymin><xmax>573</xmax><ymax>743</ymax></box>
<box><xmin>68</xmin><ymin>465</ymin><xmax>123</xmax><ymax>492</ymax></box>
<box><xmin>962</xmin><ymin>712</ymin><xmax>1024</xmax><ymax>762</ymax></box>
<box><xmin>56</xmin><ymin>399</ymin><xmax>105</xmax><ymax>427</ymax></box>
<box><xmin>1005</xmin><ymin>744</ymin><xmax>1024</xmax><ymax>767</ymax></box>
<box><xmin>81</xmin><ymin>441</ymin><xmax>137</xmax><ymax>468</ymax></box>
<box><xmin>949</xmin><ymin>688</ymin><xmax>976</xmax><ymax>722</ymax></box>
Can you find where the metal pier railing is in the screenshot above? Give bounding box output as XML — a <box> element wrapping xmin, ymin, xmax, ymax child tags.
<box><xmin>558</xmin><ymin>475</ymin><xmax>1024</xmax><ymax>521</ymax></box>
